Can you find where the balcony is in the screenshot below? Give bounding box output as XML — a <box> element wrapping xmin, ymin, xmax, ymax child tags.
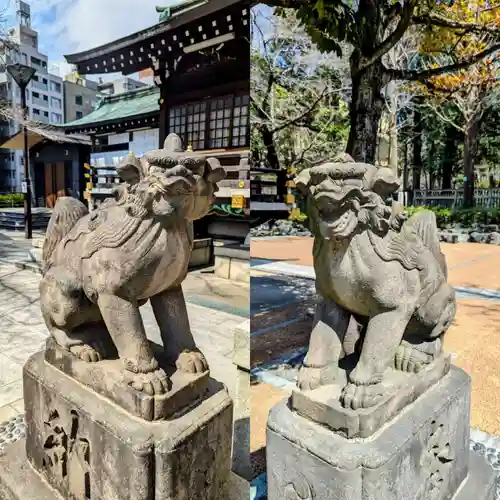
<box><xmin>31</xmin><ymin>96</ymin><xmax>48</xmax><ymax>108</ymax></box>
<box><xmin>32</xmin><ymin>80</ymin><xmax>48</xmax><ymax>92</ymax></box>
<box><xmin>32</xmin><ymin>114</ymin><xmax>49</xmax><ymax>124</ymax></box>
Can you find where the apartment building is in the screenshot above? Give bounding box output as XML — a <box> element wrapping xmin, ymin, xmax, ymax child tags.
<box><xmin>63</xmin><ymin>73</ymin><xmax>99</xmax><ymax>123</ymax></box>
<box><xmin>0</xmin><ymin>0</ymin><xmax>65</xmax><ymax>191</ymax></box>
<box><xmin>97</xmin><ymin>76</ymin><xmax>147</xmax><ymax>96</ymax></box>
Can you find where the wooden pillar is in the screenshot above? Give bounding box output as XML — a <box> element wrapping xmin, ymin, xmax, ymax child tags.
<box><xmin>159</xmin><ymin>85</ymin><xmax>168</xmax><ymax>148</ymax></box>
<box><xmin>154</xmin><ymin>57</ymin><xmax>170</xmax><ymax>148</ymax></box>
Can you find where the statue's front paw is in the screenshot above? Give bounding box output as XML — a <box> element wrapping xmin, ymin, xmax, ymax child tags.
<box><xmin>69</xmin><ymin>343</ymin><xmax>104</xmax><ymax>363</ymax></box>
<box><xmin>176</xmin><ymin>350</ymin><xmax>209</xmax><ymax>374</ymax></box>
<box><xmin>125</xmin><ymin>368</ymin><xmax>171</xmax><ymax>395</ymax></box>
<box><xmin>340</xmin><ymin>383</ymin><xmax>384</xmax><ymax>410</ymax></box>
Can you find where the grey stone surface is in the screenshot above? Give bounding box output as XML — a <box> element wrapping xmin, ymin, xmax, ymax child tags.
<box><xmin>292</xmin><ymin>354</ymin><xmax>450</xmax><ymax>438</ymax></box>
<box><xmin>44</xmin><ymin>337</ymin><xmax>210</xmax><ymax>421</ymax></box>
<box><xmin>267</xmin><ymin>367</ymin><xmax>478</xmax><ymax>500</ymax></box>
<box><xmin>294</xmin><ymin>158</ymin><xmax>456</xmax><ymax>411</ymax></box>
<box><xmin>233</xmin><ymin>319</ymin><xmax>250</xmax><ymax>370</ymax></box>
<box><xmin>232</xmin><ymin>319</ymin><xmax>250</xmax><ymax>479</ymax></box>
<box><xmin>39</xmin><ymin>133</ymin><xmax>226</xmax><ymax>398</ymax></box>
<box><xmin>18</xmin><ymin>350</ymin><xmax>233</xmax><ymax>500</ymax></box>
<box><xmin>0</xmin><ymin>439</ymin><xmax>248</xmax><ymax>500</ymax></box>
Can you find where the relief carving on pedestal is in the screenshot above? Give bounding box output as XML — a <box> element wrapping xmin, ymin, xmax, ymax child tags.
<box><xmin>43</xmin><ymin>409</ymin><xmax>91</xmax><ymax>499</ymax></box>
<box><xmin>419</xmin><ymin>420</ymin><xmax>454</xmax><ymax>500</ymax></box>
<box><xmin>284</xmin><ymin>473</ymin><xmax>313</xmax><ymax>500</ymax></box>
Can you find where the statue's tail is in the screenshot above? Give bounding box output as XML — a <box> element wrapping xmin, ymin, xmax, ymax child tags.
<box><xmin>407</xmin><ymin>210</ymin><xmax>448</xmax><ymax>278</ymax></box>
<box><xmin>42</xmin><ymin>197</ymin><xmax>89</xmax><ymax>272</ymax></box>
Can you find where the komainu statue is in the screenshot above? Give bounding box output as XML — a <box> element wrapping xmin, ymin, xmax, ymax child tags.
<box><xmin>294</xmin><ymin>156</ymin><xmax>456</xmax><ymax>412</ymax></box>
<box><xmin>40</xmin><ymin>133</ymin><xmax>225</xmax><ymax>396</ymax></box>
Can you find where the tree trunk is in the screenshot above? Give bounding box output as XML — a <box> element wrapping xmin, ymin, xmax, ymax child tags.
<box><xmin>257</xmin><ymin>124</ymin><xmax>280</xmax><ymax>170</ymax></box>
<box><xmin>346</xmin><ymin>58</ymin><xmax>386</xmax><ymax>163</ymax></box>
<box><xmin>412</xmin><ymin>104</ymin><xmax>423</xmax><ymax>192</ymax></box>
<box><xmin>463</xmin><ymin>87</ymin><xmax>487</xmax><ymax>208</ymax></box>
<box><xmin>441</xmin><ymin>125</ymin><xmax>457</xmax><ymax>190</ymax></box>
<box><xmin>386</xmin><ymin>80</ymin><xmax>398</xmax><ymax>178</ymax></box>
<box><xmin>463</xmin><ymin>118</ymin><xmax>480</xmax><ymax>209</ymax></box>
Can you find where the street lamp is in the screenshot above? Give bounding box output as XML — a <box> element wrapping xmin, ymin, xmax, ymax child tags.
<box><xmin>6</xmin><ymin>63</ymin><xmax>36</xmax><ymax>239</ymax></box>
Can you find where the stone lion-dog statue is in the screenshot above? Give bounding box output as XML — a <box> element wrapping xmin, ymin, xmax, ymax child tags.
<box><xmin>295</xmin><ymin>155</ymin><xmax>456</xmax><ymax>410</ymax></box>
<box><xmin>40</xmin><ymin>134</ymin><xmax>225</xmax><ymax>396</ymax></box>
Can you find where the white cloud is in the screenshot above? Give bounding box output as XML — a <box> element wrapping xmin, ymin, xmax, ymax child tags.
<box><xmin>28</xmin><ymin>0</ymin><xmax>177</xmax><ymax>57</ymax></box>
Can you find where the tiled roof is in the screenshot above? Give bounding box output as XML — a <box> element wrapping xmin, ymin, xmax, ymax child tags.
<box><xmin>62</xmin><ymin>85</ymin><xmax>160</xmax><ymax>129</ymax></box>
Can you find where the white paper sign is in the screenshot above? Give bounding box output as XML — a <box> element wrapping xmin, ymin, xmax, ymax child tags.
<box><xmin>21</xmin><ymin>182</ymin><xmax>27</xmax><ymax>194</ymax></box>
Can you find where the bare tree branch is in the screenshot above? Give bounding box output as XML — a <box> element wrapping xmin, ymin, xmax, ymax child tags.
<box><xmin>360</xmin><ymin>0</ymin><xmax>418</xmax><ymax>72</ymax></box>
<box><xmin>388</xmin><ymin>42</ymin><xmax>500</xmax><ymax>81</ymax></box>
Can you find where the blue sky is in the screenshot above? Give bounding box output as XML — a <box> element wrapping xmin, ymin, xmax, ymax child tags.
<box><xmin>3</xmin><ymin>0</ymin><xmax>177</xmax><ymax>76</ymax></box>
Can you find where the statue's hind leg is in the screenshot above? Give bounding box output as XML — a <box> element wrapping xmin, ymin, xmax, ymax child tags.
<box><xmin>40</xmin><ymin>271</ymin><xmax>104</xmax><ymax>362</ymax></box>
<box><xmin>342</xmin><ymin>306</ymin><xmax>413</xmax><ymax>410</ymax></box>
<box><xmin>297</xmin><ymin>298</ymin><xmax>351</xmax><ymax>391</ymax></box>
<box><xmin>395</xmin><ymin>283</ymin><xmax>456</xmax><ymax>373</ymax></box>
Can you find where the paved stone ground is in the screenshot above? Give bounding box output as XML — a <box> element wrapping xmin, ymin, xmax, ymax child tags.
<box><xmin>250</xmin><ymin>236</ymin><xmax>500</xmax><ymax>489</ymax></box>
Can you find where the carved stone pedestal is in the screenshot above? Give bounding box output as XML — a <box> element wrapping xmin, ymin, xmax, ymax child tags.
<box><xmin>267</xmin><ymin>367</ymin><xmax>495</xmax><ymax>500</ymax></box>
<box><xmin>0</xmin><ymin>350</ymin><xmax>233</xmax><ymax>500</ymax></box>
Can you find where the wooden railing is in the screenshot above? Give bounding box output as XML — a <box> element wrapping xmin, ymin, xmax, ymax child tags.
<box><xmin>413</xmin><ymin>189</ymin><xmax>500</xmax><ymax>209</ymax></box>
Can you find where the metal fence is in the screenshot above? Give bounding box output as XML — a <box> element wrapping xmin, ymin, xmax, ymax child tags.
<box><xmin>413</xmin><ymin>189</ymin><xmax>500</xmax><ymax>209</ymax></box>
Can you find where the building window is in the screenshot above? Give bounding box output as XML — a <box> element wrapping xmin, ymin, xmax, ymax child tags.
<box><xmin>32</xmin><ymin>108</ymin><xmax>40</xmax><ymax>115</ymax></box>
<box><xmin>43</xmin><ymin>111</ymin><xmax>49</xmax><ymax>117</ymax></box>
<box><xmin>76</xmin><ymin>111</ymin><xmax>83</xmax><ymax>119</ymax></box>
<box><xmin>42</xmin><ymin>78</ymin><xmax>47</xmax><ymax>84</ymax></box>
<box><xmin>75</xmin><ymin>95</ymin><xmax>83</xmax><ymax>105</ymax></box>
<box><xmin>32</xmin><ymin>91</ymin><xmax>40</xmax><ymax>99</ymax></box>
<box><xmin>51</xmin><ymin>97</ymin><xmax>61</xmax><ymax>108</ymax></box>
<box><xmin>209</xmin><ymin>96</ymin><xmax>233</xmax><ymax>149</ymax></box>
<box><xmin>43</xmin><ymin>94</ymin><xmax>48</xmax><ymax>102</ymax></box>
<box><xmin>50</xmin><ymin>81</ymin><xmax>61</xmax><ymax>93</ymax></box>
<box><xmin>231</xmin><ymin>95</ymin><xmax>249</xmax><ymax>147</ymax></box>
<box><xmin>51</xmin><ymin>113</ymin><xmax>62</xmax><ymax>124</ymax></box>
<box><xmin>168</xmin><ymin>94</ymin><xmax>249</xmax><ymax>150</ymax></box>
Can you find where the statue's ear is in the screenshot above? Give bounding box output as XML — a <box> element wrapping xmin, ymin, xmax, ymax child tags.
<box><xmin>370</xmin><ymin>167</ymin><xmax>400</xmax><ymax>197</ymax></box>
<box><xmin>205</xmin><ymin>157</ymin><xmax>226</xmax><ymax>183</ymax></box>
<box><xmin>117</xmin><ymin>155</ymin><xmax>142</xmax><ymax>184</ymax></box>
<box><xmin>295</xmin><ymin>168</ymin><xmax>311</xmax><ymax>195</ymax></box>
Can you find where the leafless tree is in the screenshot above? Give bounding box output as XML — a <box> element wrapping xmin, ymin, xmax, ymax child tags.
<box><xmin>251</xmin><ymin>6</ymin><xmax>351</xmax><ymax>171</ymax></box>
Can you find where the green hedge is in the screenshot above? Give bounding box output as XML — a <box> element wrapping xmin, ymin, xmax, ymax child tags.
<box><xmin>405</xmin><ymin>205</ymin><xmax>500</xmax><ymax>227</ymax></box>
<box><xmin>0</xmin><ymin>194</ymin><xmax>24</xmax><ymax>208</ymax></box>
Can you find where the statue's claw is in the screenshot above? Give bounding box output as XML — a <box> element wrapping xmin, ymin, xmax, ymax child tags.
<box><xmin>340</xmin><ymin>382</ymin><xmax>384</xmax><ymax>410</ymax></box>
<box><xmin>297</xmin><ymin>364</ymin><xmax>340</xmax><ymax>391</ymax></box>
<box><xmin>69</xmin><ymin>343</ymin><xmax>104</xmax><ymax>363</ymax></box>
<box><xmin>297</xmin><ymin>366</ymin><xmax>322</xmax><ymax>391</ymax></box>
<box><xmin>176</xmin><ymin>350</ymin><xmax>208</xmax><ymax>374</ymax></box>
<box><xmin>126</xmin><ymin>368</ymin><xmax>171</xmax><ymax>395</ymax></box>
<box><xmin>394</xmin><ymin>345</ymin><xmax>433</xmax><ymax>373</ymax></box>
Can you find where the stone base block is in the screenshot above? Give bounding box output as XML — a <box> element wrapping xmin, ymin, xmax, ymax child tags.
<box><xmin>16</xmin><ymin>351</ymin><xmax>233</xmax><ymax>500</ymax></box>
<box><xmin>292</xmin><ymin>354</ymin><xmax>450</xmax><ymax>438</ymax></box>
<box><xmin>267</xmin><ymin>367</ymin><xmax>489</xmax><ymax>500</ymax></box>
<box><xmin>0</xmin><ymin>441</ymin><xmax>250</xmax><ymax>500</ymax></box>
<box><xmin>45</xmin><ymin>337</ymin><xmax>209</xmax><ymax>421</ymax></box>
